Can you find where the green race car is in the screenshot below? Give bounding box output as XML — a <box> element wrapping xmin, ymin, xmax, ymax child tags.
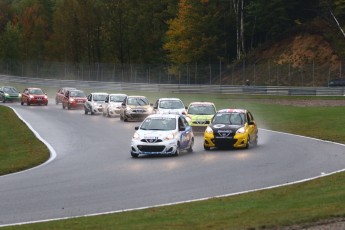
<box><xmin>0</xmin><ymin>86</ymin><xmax>21</xmax><ymax>103</ymax></box>
<box><xmin>186</xmin><ymin>102</ymin><xmax>217</xmax><ymax>132</ymax></box>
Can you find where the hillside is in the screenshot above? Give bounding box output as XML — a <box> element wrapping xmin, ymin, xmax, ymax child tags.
<box><xmin>222</xmin><ymin>19</ymin><xmax>345</xmax><ymax>87</ymax></box>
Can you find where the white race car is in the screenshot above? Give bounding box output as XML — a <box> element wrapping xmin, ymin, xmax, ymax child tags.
<box><xmin>84</xmin><ymin>92</ymin><xmax>108</xmax><ymax>115</ymax></box>
<box><xmin>152</xmin><ymin>98</ymin><xmax>186</xmax><ymax>115</ymax></box>
<box><xmin>102</xmin><ymin>93</ymin><xmax>127</xmax><ymax>117</ymax></box>
<box><xmin>130</xmin><ymin>114</ymin><xmax>194</xmax><ymax>157</ymax></box>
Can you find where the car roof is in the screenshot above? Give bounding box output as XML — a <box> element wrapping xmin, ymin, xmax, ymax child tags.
<box><xmin>146</xmin><ymin>114</ymin><xmax>179</xmax><ymax>119</ymax></box>
<box><xmin>109</xmin><ymin>93</ymin><xmax>127</xmax><ymax>96</ymax></box>
<box><xmin>217</xmin><ymin>108</ymin><xmax>247</xmax><ymax>113</ymax></box>
<box><xmin>189</xmin><ymin>102</ymin><xmax>215</xmax><ymax>106</ymax></box>
<box><xmin>158</xmin><ymin>98</ymin><xmax>182</xmax><ymax>101</ymax></box>
<box><xmin>27</xmin><ymin>87</ymin><xmax>42</xmax><ymax>90</ymax></box>
<box><xmin>91</xmin><ymin>92</ymin><xmax>108</xmax><ymax>95</ymax></box>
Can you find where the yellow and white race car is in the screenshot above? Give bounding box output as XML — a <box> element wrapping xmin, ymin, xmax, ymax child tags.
<box><xmin>186</xmin><ymin>102</ymin><xmax>216</xmax><ymax>132</ymax></box>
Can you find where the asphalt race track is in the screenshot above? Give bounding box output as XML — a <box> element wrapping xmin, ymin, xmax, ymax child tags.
<box><xmin>1</xmin><ymin>101</ymin><xmax>345</xmax><ymax>226</ymax></box>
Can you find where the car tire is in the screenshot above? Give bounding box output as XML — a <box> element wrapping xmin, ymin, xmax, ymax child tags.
<box><xmin>55</xmin><ymin>98</ymin><xmax>59</xmax><ymax>105</ymax></box>
<box><xmin>62</xmin><ymin>103</ymin><xmax>65</xmax><ymax>109</ymax></box>
<box><xmin>67</xmin><ymin>103</ymin><xmax>71</xmax><ymax>110</ymax></box>
<box><xmin>91</xmin><ymin>110</ymin><xmax>94</xmax><ymax>115</ymax></box>
<box><xmin>27</xmin><ymin>101</ymin><xmax>30</xmax><ymax>106</ymax></box>
<box><xmin>123</xmin><ymin>115</ymin><xmax>128</xmax><ymax>122</ymax></box>
<box><xmin>21</xmin><ymin>101</ymin><xmax>24</xmax><ymax>105</ymax></box>
<box><xmin>107</xmin><ymin>109</ymin><xmax>111</xmax><ymax>117</ymax></box>
<box><xmin>84</xmin><ymin>109</ymin><xmax>88</xmax><ymax>115</ymax></box>
<box><xmin>131</xmin><ymin>152</ymin><xmax>139</xmax><ymax>158</ymax></box>
<box><xmin>2</xmin><ymin>98</ymin><xmax>5</xmax><ymax>103</ymax></box>
<box><xmin>203</xmin><ymin>144</ymin><xmax>210</xmax><ymax>150</ymax></box>
<box><xmin>187</xmin><ymin>138</ymin><xmax>194</xmax><ymax>153</ymax></box>
<box><xmin>174</xmin><ymin>142</ymin><xmax>180</xmax><ymax>156</ymax></box>
<box><xmin>120</xmin><ymin>114</ymin><xmax>124</xmax><ymax>121</ymax></box>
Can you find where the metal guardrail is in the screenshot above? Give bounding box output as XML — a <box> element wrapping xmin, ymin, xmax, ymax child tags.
<box><xmin>1</xmin><ymin>74</ymin><xmax>344</xmax><ymax>96</ymax></box>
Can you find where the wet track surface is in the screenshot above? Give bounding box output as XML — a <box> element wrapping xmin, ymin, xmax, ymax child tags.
<box><xmin>1</xmin><ymin>102</ymin><xmax>345</xmax><ymax>226</ymax></box>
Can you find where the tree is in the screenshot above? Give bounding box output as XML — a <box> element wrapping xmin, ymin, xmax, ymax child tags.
<box><xmin>164</xmin><ymin>0</ymin><xmax>222</xmax><ymax>64</ymax></box>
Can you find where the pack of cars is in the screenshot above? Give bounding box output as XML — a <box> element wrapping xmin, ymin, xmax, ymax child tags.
<box><xmin>6</xmin><ymin>84</ymin><xmax>259</xmax><ymax>157</ymax></box>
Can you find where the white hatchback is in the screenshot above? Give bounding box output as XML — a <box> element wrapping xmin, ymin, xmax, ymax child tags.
<box><xmin>153</xmin><ymin>98</ymin><xmax>186</xmax><ymax>115</ymax></box>
<box><xmin>84</xmin><ymin>92</ymin><xmax>108</xmax><ymax>115</ymax></box>
<box><xmin>130</xmin><ymin>114</ymin><xmax>194</xmax><ymax>158</ymax></box>
<box><xmin>102</xmin><ymin>93</ymin><xmax>127</xmax><ymax>117</ymax></box>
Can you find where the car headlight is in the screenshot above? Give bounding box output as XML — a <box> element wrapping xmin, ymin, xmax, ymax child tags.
<box><xmin>29</xmin><ymin>95</ymin><xmax>34</xmax><ymax>99</ymax></box>
<box><xmin>236</xmin><ymin>127</ymin><xmax>246</xmax><ymax>134</ymax></box>
<box><xmin>126</xmin><ymin>106</ymin><xmax>131</xmax><ymax>111</ymax></box>
<box><xmin>44</xmin><ymin>95</ymin><xmax>48</xmax><ymax>99</ymax></box>
<box><xmin>69</xmin><ymin>98</ymin><xmax>75</xmax><ymax>102</ymax></box>
<box><xmin>133</xmin><ymin>132</ymin><xmax>140</xmax><ymax>140</ymax></box>
<box><xmin>165</xmin><ymin>132</ymin><xmax>175</xmax><ymax>140</ymax></box>
<box><xmin>147</xmin><ymin>107</ymin><xmax>153</xmax><ymax>113</ymax></box>
<box><xmin>18</xmin><ymin>93</ymin><xmax>22</xmax><ymax>98</ymax></box>
<box><xmin>4</xmin><ymin>93</ymin><xmax>9</xmax><ymax>96</ymax></box>
<box><xmin>205</xmin><ymin>126</ymin><xmax>213</xmax><ymax>134</ymax></box>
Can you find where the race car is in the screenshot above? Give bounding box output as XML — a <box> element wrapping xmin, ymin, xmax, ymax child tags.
<box><xmin>84</xmin><ymin>92</ymin><xmax>108</xmax><ymax>115</ymax></box>
<box><xmin>20</xmin><ymin>87</ymin><xmax>48</xmax><ymax>106</ymax></box>
<box><xmin>62</xmin><ymin>89</ymin><xmax>87</xmax><ymax>110</ymax></box>
<box><xmin>102</xmin><ymin>93</ymin><xmax>127</xmax><ymax>117</ymax></box>
<box><xmin>152</xmin><ymin>98</ymin><xmax>186</xmax><ymax>115</ymax></box>
<box><xmin>204</xmin><ymin>109</ymin><xmax>258</xmax><ymax>150</ymax></box>
<box><xmin>186</xmin><ymin>102</ymin><xmax>217</xmax><ymax>132</ymax></box>
<box><xmin>0</xmin><ymin>86</ymin><xmax>21</xmax><ymax>103</ymax></box>
<box><xmin>130</xmin><ymin>114</ymin><xmax>194</xmax><ymax>157</ymax></box>
<box><xmin>120</xmin><ymin>95</ymin><xmax>153</xmax><ymax>121</ymax></box>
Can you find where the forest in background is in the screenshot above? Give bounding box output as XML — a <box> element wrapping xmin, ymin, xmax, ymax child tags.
<box><xmin>0</xmin><ymin>0</ymin><xmax>345</xmax><ymax>85</ymax></box>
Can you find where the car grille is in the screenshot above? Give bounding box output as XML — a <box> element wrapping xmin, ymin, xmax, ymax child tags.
<box><xmin>192</xmin><ymin>120</ymin><xmax>210</xmax><ymax>125</ymax></box>
<box><xmin>140</xmin><ymin>138</ymin><xmax>163</xmax><ymax>143</ymax></box>
<box><xmin>138</xmin><ymin>145</ymin><xmax>165</xmax><ymax>152</ymax></box>
<box><xmin>132</xmin><ymin>109</ymin><xmax>147</xmax><ymax>113</ymax></box>
<box><xmin>215</xmin><ymin>130</ymin><xmax>234</xmax><ymax>138</ymax></box>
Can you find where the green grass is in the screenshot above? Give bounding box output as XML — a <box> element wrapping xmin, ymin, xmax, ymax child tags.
<box><xmin>1</xmin><ymin>87</ymin><xmax>345</xmax><ymax>229</ymax></box>
<box><xmin>0</xmin><ymin>106</ymin><xmax>50</xmax><ymax>176</ymax></box>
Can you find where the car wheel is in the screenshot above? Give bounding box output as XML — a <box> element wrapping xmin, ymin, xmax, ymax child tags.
<box><xmin>174</xmin><ymin>142</ymin><xmax>180</xmax><ymax>156</ymax></box>
<box><xmin>123</xmin><ymin>115</ymin><xmax>128</xmax><ymax>122</ymax></box>
<box><xmin>203</xmin><ymin>144</ymin><xmax>210</xmax><ymax>150</ymax></box>
<box><xmin>2</xmin><ymin>98</ymin><xmax>5</xmax><ymax>103</ymax></box>
<box><xmin>107</xmin><ymin>109</ymin><xmax>111</xmax><ymax>117</ymax></box>
<box><xmin>187</xmin><ymin>138</ymin><xmax>194</xmax><ymax>153</ymax></box>
<box><xmin>84</xmin><ymin>109</ymin><xmax>88</xmax><ymax>115</ymax></box>
<box><xmin>91</xmin><ymin>110</ymin><xmax>94</xmax><ymax>115</ymax></box>
<box><xmin>27</xmin><ymin>101</ymin><xmax>30</xmax><ymax>106</ymax></box>
<box><xmin>62</xmin><ymin>103</ymin><xmax>65</xmax><ymax>109</ymax></box>
<box><xmin>67</xmin><ymin>103</ymin><xmax>71</xmax><ymax>110</ymax></box>
<box><xmin>45</xmin><ymin>102</ymin><xmax>48</xmax><ymax>106</ymax></box>
<box><xmin>21</xmin><ymin>100</ymin><xmax>24</xmax><ymax>106</ymax></box>
<box><xmin>131</xmin><ymin>152</ymin><xmax>139</xmax><ymax>158</ymax></box>
<box><xmin>120</xmin><ymin>114</ymin><xmax>124</xmax><ymax>120</ymax></box>
<box><xmin>55</xmin><ymin>98</ymin><xmax>59</xmax><ymax>105</ymax></box>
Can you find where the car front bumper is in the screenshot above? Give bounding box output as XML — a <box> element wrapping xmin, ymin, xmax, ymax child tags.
<box><xmin>204</xmin><ymin>132</ymin><xmax>248</xmax><ymax>149</ymax></box>
<box><xmin>131</xmin><ymin>139</ymin><xmax>177</xmax><ymax>155</ymax></box>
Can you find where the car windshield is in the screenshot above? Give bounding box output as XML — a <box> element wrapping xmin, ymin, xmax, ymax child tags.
<box><xmin>213</xmin><ymin>113</ymin><xmax>245</xmax><ymax>125</ymax></box>
<box><xmin>93</xmin><ymin>94</ymin><xmax>107</xmax><ymax>101</ymax></box>
<box><xmin>3</xmin><ymin>87</ymin><xmax>17</xmax><ymax>93</ymax></box>
<box><xmin>127</xmin><ymin>97</ymin><xmax>149</xmax><ymax>106</ymax></box>
<box><xmin>29</xmin><ymin>89</ymin><xmax>44</xmax><ymax>95</ymax></box>
<box><xmin>140</xmin><ymin>117</ymin><xmax>176</xmax><ymax>131</ymax></box>
<box><xmin>188</xmin><ymin>105</ymin><xmax>216</xmax><ymax>115</ymax></box>
<box><xmin>70</xmin><ymin>91</ymin><xmax>85</xmax><ymax>97</ymax></box>
<box><xmin>110</xmin><ymin>95</ymin><xmax>126</xmax><ymax>102</ymax></box>
<box><xmin>159</xmin><ymin>100</ymin><xmax>184</xmax><ymax>109</ymax></box>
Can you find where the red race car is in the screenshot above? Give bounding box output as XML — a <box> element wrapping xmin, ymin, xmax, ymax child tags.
<box><xmin>62</xmin><ymin>89</ymin><xmax>87</xmax><ymax>110</ymax></box>
<box><xmin>55</xmin><ymin>87</ymin><xmax>76</xmax><ymax>104</ymax></box>
<box><xmin>21</xmin><ymin>87</ymin><xmax>48</xmax><ymax>106</ymax></box>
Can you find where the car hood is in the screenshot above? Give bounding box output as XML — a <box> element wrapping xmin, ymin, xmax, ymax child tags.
<box><xmin>109</xmin><ymin>102</ymin><xmax>122</xmax><ymax>106</ymax></box>
<box><xmin>136</xmin><ymin>130</ymin><xmax>177</xmax><ymax>139</ymax></box>
<box><xmin>128</xmin><ymin>105</ymin><xmax>150</xmax><ymax>109</ymax></box>
<box><xmin>189</xmin><ymin>114</ymin><xmax>214</xmax><ymax>120</ymax></box>
<box><xmin>158</xmin><ymin>108</ymin><xmax>185</xmax><ymax>114</ymax></box>
<box><xmin>210</xmin><ymin>124</ymin><xmax>242</xmax><ymax>132</ymax></box>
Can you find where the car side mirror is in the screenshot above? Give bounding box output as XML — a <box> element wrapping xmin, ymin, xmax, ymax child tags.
<box><xmin>135</xmin><ymin>126</ymin><xmax>139</xmax><ymax>130</ymax></box>
<box><xmin>248</xmin><ymin>121</ymin><xmax>255</xmax><ymax>125</ymax></box>
<box><xmin>122</xmin><ymin>102</ymin><xmax>126</xmax><ymax>106</ymax></box>
<box><xmin>179</xmin><ymin>127</ymin><xmax>185</xmax><ymax>131</ymax></box>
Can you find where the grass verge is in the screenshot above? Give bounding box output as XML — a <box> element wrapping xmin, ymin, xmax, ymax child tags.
<box><xmin>0</xmin><ymin>106</ymin><xmax>50</xmax><ymax>176</ymax></box>
<box><xmin>0</xmin><ymin>93</ymin><xmax>345</xmax><ymax>229</ymax></box>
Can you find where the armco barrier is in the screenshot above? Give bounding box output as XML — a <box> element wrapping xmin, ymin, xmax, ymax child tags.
<box><xmin>1</xmin><ymin>74</ymin><xmax>344</xmax><ymax>96</ymax></box>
